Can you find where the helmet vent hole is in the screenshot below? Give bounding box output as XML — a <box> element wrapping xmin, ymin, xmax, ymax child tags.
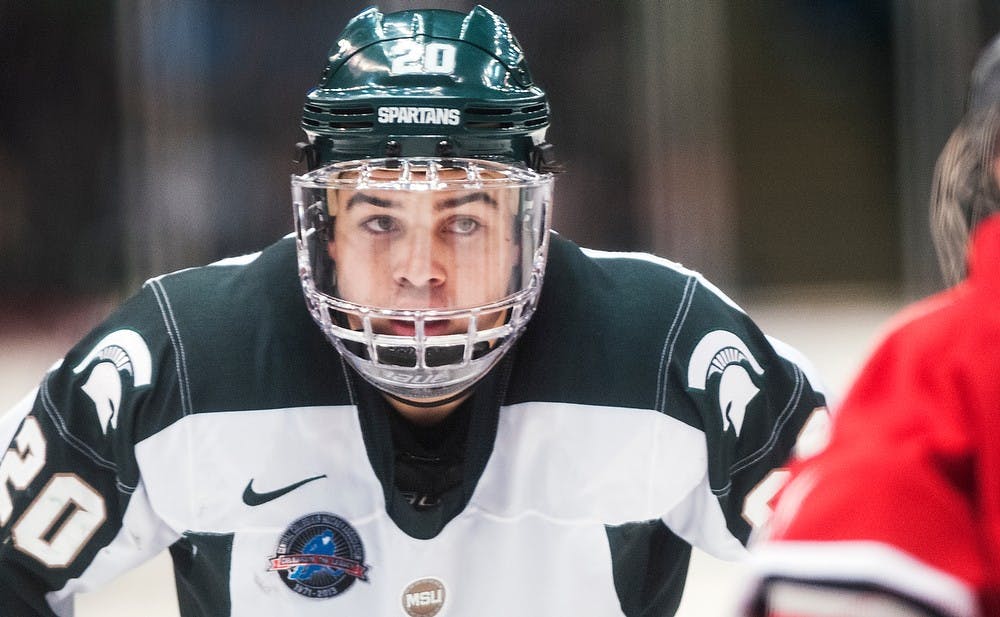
<box><xmin>466</xmin><ymin>121</ymin><xmax>514</xmax><ymax>130</ymax></box>
<box><xmin>328</xmin><ymin>121</ymin><xmax>374</xmax><ymax>129</ymax></box>
<box><xmin>330</xmin><ymin>106</ymin><xmax>374</xmax><ymax>116</ymax></box>
<box><xmin>465</xmin><ymin>107</ymin><xmax>513</xmax><ymax>115</ymax></box>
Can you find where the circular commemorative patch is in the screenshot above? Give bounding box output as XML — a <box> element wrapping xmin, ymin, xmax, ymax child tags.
<box><xmin>267</xmin><ymin>512</ymin><xmax>370</xmax><ymax>599</ymax></box>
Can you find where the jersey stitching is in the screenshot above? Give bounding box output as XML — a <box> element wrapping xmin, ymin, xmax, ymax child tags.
<box><xmin>39</xmin><ymin>378</ymin><xmax>116</xmax><ymax>471</ymax></box>
<box><xmin>712</xmin><ymin>484</ymin><xmax>731</xmax><ymax>497</ymax></box>
<box><xmin>39</xmin><ymin>378</ymin><xmax>139</xmax><ymax>496</ymax></box>
<box><xmin>115</xmin><ymin>479</ymin><xmax>137</xmax><ymax>494</ymax></box>
<box><xmin>147</xmin><ymin>279</ymin><xmax>193</xmax><ymax>416</ymax></box>
<box><xmin>708</xmin><ymin>365</ymin><xmax>804</xmax><ymax>500</ymax></box>
<box><xmin>728</xmin><ymin>365</ymin><xmax>803</xmax><ymax>474</ymax></box>
<box><xmin>655</xmin><ymin>276</ymin><xmax>696</xmax><ymax>412</ymax></box>
<box><xmin>581</xmin><ymin>247</ymin><xmax>745</xmax><ymax>313</ymax></box>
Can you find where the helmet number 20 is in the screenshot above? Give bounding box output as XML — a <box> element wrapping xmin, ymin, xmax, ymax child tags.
<box><xmin>389</xmin><ymin>41</ymin><xmax>457</xmax><ymax>75</ymax></box>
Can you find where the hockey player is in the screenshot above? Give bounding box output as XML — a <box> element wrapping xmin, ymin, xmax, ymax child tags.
<box><xmin>0</xmin><ymin>6</ymin><xmax>826</xmax><ymax>616</ymax></box>
<box><xmin>740</xmin><ymin>33</ymin><xmax>1000</xmax><ymax>617</ymax></box>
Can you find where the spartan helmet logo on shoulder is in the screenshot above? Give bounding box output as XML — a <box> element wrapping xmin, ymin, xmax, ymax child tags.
<box><xmin>72</xmin><ymin>330</ymin><xmax>153</xmax><ymax>435</ymax></box>
<box><xmin>687</xmin><ymin>330</ymin><xmax>765</xmax><ymax>438</ymax></box>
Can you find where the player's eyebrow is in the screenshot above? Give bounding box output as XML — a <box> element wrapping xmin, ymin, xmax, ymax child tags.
<box><xmin>345</xmin><ymin>192</ymin><xmax>397</xmax><ymax>209</ymax></box>
<box><xmin>344</xmin><ymin>191</ymin><xmax>497</xmax><ymax>210</ymax></box>
<box><xmin>435</xmin><ymin>192</ymin><xmax>498</xmax><ymax>210</ymax></box>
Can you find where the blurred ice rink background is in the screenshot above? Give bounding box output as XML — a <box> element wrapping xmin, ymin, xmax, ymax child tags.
<box><xmin>5</xmin><ymin>1</ymin><xmax>987</xmax><ymax>613</ymax></box>
<box><xmin>0</xmin><ymin>285</ymin><xmax>904</xmax><ymax>616</ymax></box>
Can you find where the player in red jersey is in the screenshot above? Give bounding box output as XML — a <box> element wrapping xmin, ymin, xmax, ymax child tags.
<box><xmin>740</xmin><ymin>32</ymin><xmax>1000</xmax><ymax>617</ymax></box>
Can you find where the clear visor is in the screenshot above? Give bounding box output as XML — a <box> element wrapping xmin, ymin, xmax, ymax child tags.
<box><xmin>293</xmin><ymin>158</ymin><xmax>552</xmax><ymax>379</ymax></box>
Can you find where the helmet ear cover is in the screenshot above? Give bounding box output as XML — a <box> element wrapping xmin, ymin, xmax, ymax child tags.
<box><xmin>297</xmin><ymin>6</ymin><xmax>559</xmax><ymax>173</ymax></box>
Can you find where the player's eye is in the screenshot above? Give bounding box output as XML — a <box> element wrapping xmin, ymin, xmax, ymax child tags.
<box><xmin>361</xmin><ymin>216</ymin><xmax>399</xmax><ymax>234</ymax></box>
<box><xmin>442</xmin><ymin>216</ymin><xmax>481</xmax><ymax>235</ymax></box>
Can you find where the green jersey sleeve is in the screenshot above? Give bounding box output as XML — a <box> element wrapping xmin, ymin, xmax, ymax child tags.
<box><xmin>0</xmin><ymin>284</ymin><xmax>184</xmax><ymax>615</ymax></box>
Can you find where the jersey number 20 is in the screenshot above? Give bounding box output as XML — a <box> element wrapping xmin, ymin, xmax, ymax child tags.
<box><xmin>0</xmin><ymin>416</ymin><xmax>107</xmax><ymax>568</ymax></box>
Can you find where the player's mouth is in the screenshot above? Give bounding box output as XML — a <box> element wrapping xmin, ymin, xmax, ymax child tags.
<box><xmin>384</xmin><ymin>319</ymin><xmax>456</xmax><ymax>337</ymax></box>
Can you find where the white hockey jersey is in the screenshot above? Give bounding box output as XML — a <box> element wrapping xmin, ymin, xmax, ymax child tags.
<box><xmin>0</xmin><ymin>234</ymin><xmax>826</xmax><ymax>616</ymax></box>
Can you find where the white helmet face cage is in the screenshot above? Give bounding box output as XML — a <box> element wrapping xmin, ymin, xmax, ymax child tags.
<box><xmin>292</xmin><ymin>157</ymin><xmax>553</xmax><ymax>401</ymax></box>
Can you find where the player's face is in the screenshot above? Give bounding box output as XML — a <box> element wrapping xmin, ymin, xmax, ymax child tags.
<box><xmin>327</xmin><ymin>168</ymin><xmax>518</xmax><ymax>336</ymax></box>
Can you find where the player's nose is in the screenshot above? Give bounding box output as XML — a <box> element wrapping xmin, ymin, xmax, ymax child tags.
<box><xmin>392</xmin><ymin>232</ymin><xmax>446</xmax><ymax>291</ymax></box>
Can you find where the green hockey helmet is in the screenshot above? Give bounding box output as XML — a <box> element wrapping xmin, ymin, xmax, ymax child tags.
<box><xmin>297</xmin><ymin>5</ymin><xmax>557</xmax><ymax>172</ymax></box>
<box><xmin>293</xmin><ymin>6</ymin><xmax>556</xmax><ymax>402</ymax></box>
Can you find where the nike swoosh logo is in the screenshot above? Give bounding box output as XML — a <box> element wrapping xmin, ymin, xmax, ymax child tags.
<box><xmin>242</xmin><ymin>474</ymin><xmax>327</xmax><ymax>507</ymax></box>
